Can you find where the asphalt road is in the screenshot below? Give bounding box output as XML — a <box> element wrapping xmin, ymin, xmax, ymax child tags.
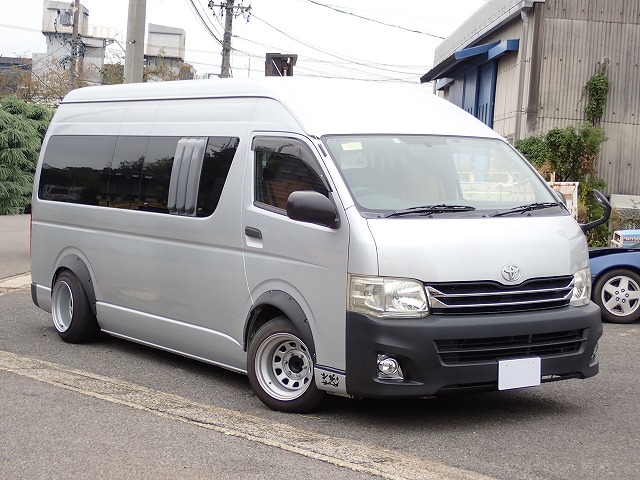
<box><xmin>0</xmin><ymin>214</ymin><xmax>30</xmax><ymax>279</ymax></box>
<box><xmin>1</xmin><ymin>214</ymin><xmax>639</xmax><ymax>479</ymax></box>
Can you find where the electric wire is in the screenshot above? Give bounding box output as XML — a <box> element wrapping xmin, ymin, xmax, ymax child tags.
<box><xmin>302</xmin><ymin>0</ymin><xmax>445</xmax><ymax>39</ymax></box>
<box><xmin>248</xmin><ymin>13</ymin><xmax>427</xmax><ymax>79</ymax></box>
<box><xmin>177</xmin><ymin>1</ymin><xmax>429</xmax><ymax>79</ymax></box>
<box><xmin>231</xmin><ymin>32</ymin><xmax>428</xmax><ymax>73</ymax></box>
<box><xmin>185</xmin><ymin>0</ymin><xmax>223</xmax><ymax>45</ymax></box>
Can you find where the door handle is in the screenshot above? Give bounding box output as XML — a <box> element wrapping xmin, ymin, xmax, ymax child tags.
<box><xmin>245</xmin><ymin>227</ymin><xmax>262</xmax><ymax>239</ymax></box>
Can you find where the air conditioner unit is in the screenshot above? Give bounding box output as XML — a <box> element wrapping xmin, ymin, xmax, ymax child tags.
<box><xmin>610</xmin><ymin>229</ymin><xmax>640</xmax><ymax>248</ymax></box>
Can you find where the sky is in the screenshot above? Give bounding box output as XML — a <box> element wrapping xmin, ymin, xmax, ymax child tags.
<box><xmin>0</xmin><ymin>0</ymin><xmax>489</xmax><ymax>82</ymax></box>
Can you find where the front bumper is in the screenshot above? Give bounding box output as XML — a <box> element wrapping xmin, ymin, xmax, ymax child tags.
<box><xmin>344</xmin><ymin>303</ymin><xmax>602</xmax><ymax>398</ymax></box>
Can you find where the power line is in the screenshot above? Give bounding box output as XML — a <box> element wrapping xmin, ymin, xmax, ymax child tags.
<box><xmin>185</xmin><ymin>0</ymin><xmax>223</xmax><ymax>45</ymax></box>
<box><xmin>232</xmin><ymin>32</ymin><xmax>426</xmax><ymax>72</ymax></box>
<box><xmin>303</xmin><ymin>0</ymin><xmax>444</xmax><ymax>39</ymax></box>
<box><xmin>195</xmin><ymin>0</ymin><xmax>224</xmax><ymax>38</ymax></box>
<box><xmin>249</xmin><ymin>13</ymin><xmax>426</xmax><ymax>80</ymax></box>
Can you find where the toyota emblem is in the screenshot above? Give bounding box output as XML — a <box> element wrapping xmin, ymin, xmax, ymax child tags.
<box><xmin>502</xmin><ymin>264</ymin><xmax>521</xmax><ymax>282</ymax></box>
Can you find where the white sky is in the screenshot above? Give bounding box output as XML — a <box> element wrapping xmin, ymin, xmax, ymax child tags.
<box><xmin>0</xmin><ymin>0</ymin><xmax>488</xmax><ymax>81</ymax></box>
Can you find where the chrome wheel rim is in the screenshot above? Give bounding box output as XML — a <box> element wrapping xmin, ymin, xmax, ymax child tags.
<box><xmin>254</xmin><ymin>332</ymin><xmax>313</xmax><ymax>401</ymax></box>
<box><xmin>52</xmin><ymin>281</ymin><xmax>73</xmax><ymax>332</ymax></box>
<box><xmin>601</xmin><ymin>275</ymin><xmax>640</xmax><ymax>318</ymax></box>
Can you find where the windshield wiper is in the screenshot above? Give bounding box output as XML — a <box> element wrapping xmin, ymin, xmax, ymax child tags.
<box><xmin>492</xmin><ymin>202</ymin><xmax>560</xmax><ymax>217</ymax></box>
<box><xmin>381</xmin><ymin>204</ymin><xmax>476</xmax><ymax>218</ymax></box>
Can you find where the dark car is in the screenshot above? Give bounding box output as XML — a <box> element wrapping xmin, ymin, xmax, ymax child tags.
<box><xmin>589</xmin><ymin>242</ymin><xmax>640</xmax><ymax>323</ymax></box>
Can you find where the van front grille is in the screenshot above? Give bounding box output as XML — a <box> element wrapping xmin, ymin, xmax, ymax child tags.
<box><xmin>435</xmin><ymin>329</ymin><xmax>585</xmax><ymax>365</ymax></box>
<box><xmin>426</xmin><ymin>276</ymin><xmax>574</xmax><ymax>315</ymax></box>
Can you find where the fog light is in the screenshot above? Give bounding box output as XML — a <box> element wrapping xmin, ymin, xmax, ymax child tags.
<box><xmin>377</xmin><ymin>354</ymin><xmax>404</xmax><ymax>380</ymax></box>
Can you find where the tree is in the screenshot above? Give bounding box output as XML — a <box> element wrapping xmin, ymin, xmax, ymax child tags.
<box><xmin>0</xmin><ymin>97</ymin><xmax>53</xmax><ymax>215</ymax></box>
<box><xmin>0</xmin><ymin>57</ymin><xmax>95</xmax><ymax>106</ymax></box>
<box><xmin>101</xmin><ymin>51</ymin><xmax>195</xmax><ymax>85</ymax></box>
<box><xmin>516</xmin><ymin>124</ymin><xmax>608</xmax><ymax>245</ymax></box>
<box><xmin>145</xmin><ymin>57</ymin><xmax>195</xmax><ymax>82</ymax></box>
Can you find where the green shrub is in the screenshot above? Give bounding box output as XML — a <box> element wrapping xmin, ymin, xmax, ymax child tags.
<box><xmin>0</xmin><ymin>97</ymin><xmax>53</xmax><ymax>215</ymax></box>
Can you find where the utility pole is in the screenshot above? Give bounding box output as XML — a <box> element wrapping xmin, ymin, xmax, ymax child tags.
<box><xmin>67</xmin><ymin>0</ymin><xmax>80</xmax><ymax>91</ymax></box>
<box><xmin>220</xmin><ymin>0</ymin><xmax>234</xmax><ymax>78</ymax></box>
<box><xmin>125</xmin><ymin>0</ymin><xmax>147</xmax><ymax>83</ymax></box>
<box><xmin>208</xmin><ymin>1</ymin><xmax>251</xmax><ymax>78</ymax></box>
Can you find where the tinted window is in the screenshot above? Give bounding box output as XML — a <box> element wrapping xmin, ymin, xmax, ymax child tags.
<box><xmin>255</xmin><ymin>150</ymin><xmax>328</xmax><ymax>210</ymax></box>
<box><xmin>39</xmin><ymin>135</ymin><xmax>115</xmax><ymax>205</ymax></box>
<box><xmin>197</xmin><ymin>137</ymin><xmax>239</xmax><ymax>217</ymax></box>
<box><xmin>140</xmin><ymin>137</ymin><xmax>179</xmax><ymax>213</ymax></box>
<box><xmin>109</xmin><ymin>136</ymin><xmax>148</xmax><ymax>209</ymax></box>
<box><xmin>38</xmin><ymin>135</ymin><xmax>240</xmax><ymax>217</ymax></box>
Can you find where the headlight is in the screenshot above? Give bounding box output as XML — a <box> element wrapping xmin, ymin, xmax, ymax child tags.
<box><xmin>348</xmin><ymin>275</ymin><xmax>429</xmax><ymax>318</ymax></box>
<box><xmin>570</xmin><ymin>266</ymin><xmax>591</xmax><ymax>306</ymax></box>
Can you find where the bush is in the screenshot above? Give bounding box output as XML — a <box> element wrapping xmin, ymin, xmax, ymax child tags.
<box><xmin>0</xmin><ymin>97</ymin><xmax>53</xmax><ymax>215</ymax></box>
<box><xmin>516</xmin><ymin>124</ymin><xmax>608</xmax><ymax>246</ymax></box>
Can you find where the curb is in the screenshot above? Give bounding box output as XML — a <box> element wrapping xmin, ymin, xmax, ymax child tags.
<box><xmin>0</xmin><ymin>273</ymin><xmax>31</xmax><ymax>291</ymax></box>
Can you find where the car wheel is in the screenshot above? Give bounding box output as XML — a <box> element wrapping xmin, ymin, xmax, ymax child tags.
<box><xmin>247</xmin><ymin>317</ymin><xmax>325</xmax><ymax>413</ymax></box>
<box><xmin>593</xmin><ymin>268</ymin><xmax>640</xmax><ymax>324</ymax></box>
<box><xmin>51</xmin><ymin>270</ymin><xmax>101</xmax><ymax>342</ymax></box>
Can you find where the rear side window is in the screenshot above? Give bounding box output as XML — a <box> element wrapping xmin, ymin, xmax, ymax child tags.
<box><xmin>38</xmin><ymin>135</ymin><xmax>115</xmax><ymax>205</ymax></box>
<box><xmin>109</xmin><ymin>136</ymin><xmax>149</xmax><ymax>210</ymax></box>
<box><xmin>140</xmin><ymin>137</ymin><xmax>180</xmax><ymax>213</ymax></box>
<box><xmin>38</xmin><ymin>135</ymin><xmax>239</xmax><ymax>217</ymax></box>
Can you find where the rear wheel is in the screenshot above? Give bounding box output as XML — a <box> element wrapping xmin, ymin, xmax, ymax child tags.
<box><xmin>51</xmin><ymin>270</ymin><xmax>101</xmax><ymax>342</ymax></box>
<box><xmin>248</xmin><ymin>317</ymin><xmax>325</xmax><ymax>412</ymax></box>
<box><xmin>593</xmin><ymin>268</ymin><xmax>640</xmax><ymax>324</ymax></box>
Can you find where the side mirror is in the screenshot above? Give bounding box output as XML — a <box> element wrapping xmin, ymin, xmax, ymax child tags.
<box><xmin>286</xmin><ymin>191</ymin><xmax>340</xmax><ymax>229</ymax></box>
<box><xmin>579</xmin><ymin>189</ymin><xmax>612</xmax><ymax>233</ymax></box>
<box><xmin>552</xmin><ymin>189</ymin><xmax>567</xmax><ymax>206</ymax></box>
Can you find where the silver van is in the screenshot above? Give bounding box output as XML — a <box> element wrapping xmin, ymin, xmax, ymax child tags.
<box><xmin>31</xmin><ymin>77</ymin><xmax>604</xmax><ymax>412</ymax></box>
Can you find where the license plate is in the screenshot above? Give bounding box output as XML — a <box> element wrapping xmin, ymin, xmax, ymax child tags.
<box><xmin>498</xmin><ymin>357</ymin><xmax>541</xmax><ymax>390</ymax></box>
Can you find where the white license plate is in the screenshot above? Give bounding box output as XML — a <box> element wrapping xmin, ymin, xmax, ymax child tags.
<box><xmin>498</xmin><ymin>357</ymin><xmax>541</xmax><ymax>390</ymax></box>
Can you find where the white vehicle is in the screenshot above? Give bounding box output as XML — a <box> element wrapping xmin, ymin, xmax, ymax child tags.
<box><xmin>31</xmin><ymin>78</ymin><xmax>605</xmax><ymax>412</ymax></box>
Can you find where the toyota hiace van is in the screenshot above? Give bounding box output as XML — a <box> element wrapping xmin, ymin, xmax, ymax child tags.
<box><xmin>31</xmin><ymin>78</ymin><xmax>605</xmax><ymax>412</ymax></box>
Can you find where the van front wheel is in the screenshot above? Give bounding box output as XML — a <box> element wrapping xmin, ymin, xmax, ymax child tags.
<box><xmin>51</xmin><ymin>271</ymin><xmax>100</xmax><ymax>343</ymax></box>
<box><xmin>248</xmin><ymin>317</ymin><xmax>325</xmax><ymax>412</ymax></box>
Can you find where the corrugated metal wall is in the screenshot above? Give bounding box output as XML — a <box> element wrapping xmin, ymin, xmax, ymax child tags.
<box><xmin>535</xmin><ymin>0</ymin><xmax>640</xmax><ymax>195</ymax></box>
<box><xmin>492</xmin><ymin>18</ymin><xmax>522</xmax><ymax>139</ymax></box>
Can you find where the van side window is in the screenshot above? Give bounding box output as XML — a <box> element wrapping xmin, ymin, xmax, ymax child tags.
<box><xmin>38</xmin><ymin>135</ymin><xmax>116</xmax><ymax>205</ymax></box>
<box><xmin>139</xmin><ymin>137</ymin><xmax>180</xmax><ymax>213</ymax></box>
<box><xmin>253</xmin><ymin>139</ymin><xmax>328</xmax><ymax>210</ymax></box>
<box><xmin>109</xmin><ymin>136</ymin><xmax>149</xmax><ymax>209</ymax></box>
<box><xmin>197</xmin><ymin>137</ymin><xmax>239</xmax><ymax>217</ymax></box>
<box><xmin>38</xmin><ymin>135</ymin><xmax>239</xmax><ymax>217</ymax></box>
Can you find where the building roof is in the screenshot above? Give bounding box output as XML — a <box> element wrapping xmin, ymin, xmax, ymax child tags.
<box><xmin>422</xmin><ymin>0</ymin><xmax>543</xmax><ymax>83</ymax></box>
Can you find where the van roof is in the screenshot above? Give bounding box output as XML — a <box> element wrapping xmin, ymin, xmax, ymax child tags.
<box><xmin>60</xmin><ymin>77</ymin><xmax>502</xmax><ymax>139</ymax></box>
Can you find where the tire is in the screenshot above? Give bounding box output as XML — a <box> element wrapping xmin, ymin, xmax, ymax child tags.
<box><xmin>593</xmin><ymin>268</ymin><xmax>640</xmax><ymax>324</ymax></box>
<box><xmin>247</xmin><ymin>317</ymin><xmax>325</xmax><ymax>413</ymax></box>
<box><xmin>51</xmin><ymin>270</ymin><xmax>101</xmax><ymax>343</ymax></box>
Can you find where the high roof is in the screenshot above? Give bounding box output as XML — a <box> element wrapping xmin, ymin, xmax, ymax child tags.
<box><xmin>61</xmin><ymin>77</ymin><xmax>501</xmax><ymax>139</ymax></box>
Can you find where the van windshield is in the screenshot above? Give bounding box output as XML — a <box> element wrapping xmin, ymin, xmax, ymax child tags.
<box><xmin>324</xmin><ymin>135</ymin><xmax>558</xmax><ymax>216</ymax></box>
